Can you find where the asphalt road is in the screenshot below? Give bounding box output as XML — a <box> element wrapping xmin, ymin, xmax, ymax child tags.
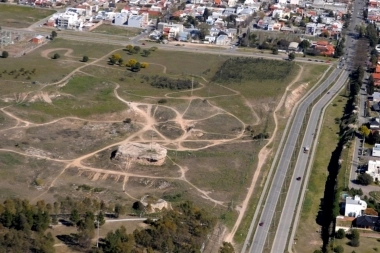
<box><xmin>248</xmin><ymin>66</ymin><xmax>344</xmax><ymax>253</ymax></box>
<box><xmin>248</xmin><ymin>0</ymin><xmax>364</xmax><ymax>252</ymax></box>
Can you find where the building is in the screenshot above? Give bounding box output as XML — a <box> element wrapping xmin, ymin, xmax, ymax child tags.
<box><xmin>345</xmin><ymin>195</ymin><xmax>367</xmax><ymax>218</ymax></box>
<box><xmin>127</xmin><ymin>13</ymin><xmax>149</xmax><ymax>28</ymax></box>
<box><xmin>31</xmin><ymin>35</ymin><xmax>45</xmax><ymax>44</ymax></box>
<box><xmin>216</xmin><ymin>34</ymin><xmax>229</xmax><ymax>45</ymax></box>
<box><xmin>288</xmin><ymin>42</ymin><xmax>299</xmax><ymax>51</ymax></box>
<box><xmin>353</xmin><ymin>215</ymin><xmax>380</xmax><ymax>230</ymax></box>
<box><xmin>114</xmin><ymin>12</ymin><xmax>128</xmax><ymax>26</ymax></box>
<box><xmin>367</xmin><ymin>160</ymin><xmax>380</xmax><ymax>181</ymax></box>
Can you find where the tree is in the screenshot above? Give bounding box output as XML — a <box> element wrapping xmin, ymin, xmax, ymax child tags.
<box><xmin>77</xmin><ymin>211</ymin><xmax>95</xmax><ymax>248</ymax></box>
<box><xmin>140</xmin><ymin>62</ymin><xmax>149</xmax><ymax>68</ymax></box>
<box><xmin>70</xmin><ymin>209</ymin><xmax>80</xmax><ymax>225</ymax></box>
<box><xmin>1</xmin><ymin>51</ymin><xmax>9</xmax><ymax>58</ymax></box>
<box><xmin>96</xmin><ymin>211</ymin><xmax>105</xmax><ymax>227</ymax></box>
<box><xmin>118</xmin><ymin>58</ymin><xmax>124</xmax><ymax>66</ymax></box>
<box><xmin>359</xmin><ymin>125</ymin><xmax>370</xmax><ymax>138</ymax></box>
<box><xmin>272</xmin><ymin>47</ymin><xmax>278</xmax><ymax>55</ymax></box>
<box><xmin>126</xmin><ymin>59</ymin><xmax>137</xmax><ymax>67</ymax></box>
<box><xmin>126</xmin><ymin>44</ymin><xmax>133</xmax><ymax>52</ymax></box>
<box><xmin>133</xmin><ymin>46</ymin><xmax>141</xmax><ymax>53</ymax></box>
<box><xmin>82</xmin><ymin>55</ymin><xmax>89</xmax><ymax>62</ymax></box>
<box><xmin>299</xmin><ymin>40</ymin><xmax>310</xmax><ymax>51</ymax></box>
<box><xmin>288</xmin><ymin>52</ymin><xmax>295</xmax><ymax>61</ymax></box>
<box><xmin>334</xmin><ymin>245</ymin><xmax>344</xmax><ymax>253</ymax></box>
<box><xmin>142</xmin><ymin>49</ymin><xmax>151</xmax><ymax>57</ymax></box>
<box><xmin>51</xmin><ymin>31</ymin><xmax>57</xmax><ymax>40</ymax></box>
<box><xmin>52</xmin><ymin>53</ymin><xmax>60</xmax><ymax>59</ymax></box>
<box><xmin>219</xmin><ymin>242</ymin><xmax>234</xmax><ymax>253</ymax></box>
<box><xmin>335</xmin><ymin>228</ymin><xmax>346</xmax><ymax>239</ymax></box>
<box><xmin>357</xmin><ymin>174</ymin><xmax>373</xmax><ymax>185</ymax></box>
<box><xmin>203</xmin><ymin>8</ymin><xmax>210</xmax><ymax>21</ymax></box>
<box><xmin>131</xmin><ymin>62</ymin><xmax>141</xmax><ymax>72</ymax></box>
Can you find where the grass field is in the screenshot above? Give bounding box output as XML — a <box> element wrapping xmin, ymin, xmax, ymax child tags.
<box><xmin>91</xmin><ymin>24</ymin><xmax>141</xmax><ymax>37</ymax></box>
<box><xmin>0</xmin><ymin>5</ymin><xmax>55</xmax><ymax>28</ymax></box>
<box><xmin>294</xmin><ymin>92</ymin><xmax>349</xmax><ymax>252</ymax></box>
<box><xmin>332</xmin><ymin>236</ymin><xmax>380</xmax><ymax>253</ymax></box>
<box><xmin>0</xmin><ymin>37</ymin><xmax>332</xmax><ymax>251</ymax></box>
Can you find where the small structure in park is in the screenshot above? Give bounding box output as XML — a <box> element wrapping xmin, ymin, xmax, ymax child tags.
<box><xmin>140</xmin><ymin>195</ymin><xmax>168</xmax><ymax>213</ymax></box>
<box><xmin>114</xmin><ymin>142</ymin><xmax>167</xmax><ymax>165</ymax></box>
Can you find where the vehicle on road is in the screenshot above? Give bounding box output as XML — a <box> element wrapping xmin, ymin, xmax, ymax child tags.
<box><xmin>141</xmin><ymin>43</ymin><xmax>146</xmax><ymax>45</ymax></box>
<box><xmin>303</xmin><ymin>146</ymin><xmax>310</xmax><ymax>154</ymax></box>
<box><xmin>259</xmin><ymin>222</ymin><xmax>264</xmax><ymax>226</ymax></box>
<box><xmin>327</xmin><ymin>92</ymin><xmax>330</xmax><ymax>94</ymax></box>
<box><xmin>296</xmin><ymin>177</ymin><xmax>301</xmax><ymax>181</ymax></box>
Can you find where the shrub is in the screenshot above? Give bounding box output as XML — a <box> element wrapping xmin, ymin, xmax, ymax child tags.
<box><xmin>334</xmin><ymin>245</ymin><xmax>344</xmax><ymax>253</ymax></box>
<box><xmin>158</xmin><ymin>99</ymin><xmax>167</xmax><ymax>104</ymax></box>
<box><xmin>82</xmin><ymin>55</ymin><xmax>89</xmax><ymax>62</ymax></box>
<box><xmin>335</xmin><ymin>229</ymin><xmax>345</xmax><ymax>239</ymax></box>
<box><xmin>2</xmin><ymin>51</ymin><xmax>9</xmax><ymax>58</ymax></box>
<box><xmin>141</xmin><ymin>62</ymin><xmax>149</xmax><ymax>68</ymax></box>
<box><xmin>357</xmin><ymin>173</ymin><xmax>373</xmax><ymax>186</ymax></box>
<box><xmin>52</xmin><ymin>53</ymin><xmax>60</xmax><ymax>59</ymax></box>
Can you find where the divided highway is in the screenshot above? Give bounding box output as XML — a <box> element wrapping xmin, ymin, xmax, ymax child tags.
<box><xmin>248</xmin><ymin>67</ymin><xmax>345</xmax><ymax>253</ymax></box>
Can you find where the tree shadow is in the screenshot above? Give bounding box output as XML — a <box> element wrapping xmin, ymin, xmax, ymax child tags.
<box><xmin>56</xmin><ymin>233</ymin><xmax>78</xmax><ymax>246</ymax></box>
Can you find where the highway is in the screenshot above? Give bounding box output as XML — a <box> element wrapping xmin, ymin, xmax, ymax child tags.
<box><xmin>248</xmin><ymin>66</ymin><xmax>344</xmax><ymax>253</ymax></box>
<box><xmin>247</xmin><ymin>0</ymin><xmax>364</xmax><ymax>252</ymax></box>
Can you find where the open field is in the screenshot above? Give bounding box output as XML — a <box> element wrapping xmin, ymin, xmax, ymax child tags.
<box><xmin>294</xmin><ymin>91</ymin><xmax>349</xmax><ymax>252</ymax></box>
<box><xmin>91</xmin><ymin>24</ymin><xmax>141</xmax><ymax>37</ymax></box>
<box><xmin>0</xmin><ymin>38</ymin><xmax>330</xmax><ymax>250</ymax></box>
<box><xmin>0</xmin><ymin>5</ymin><xmax>55</xmax><ymax>28</ymax></box>
<box><xmin>333</xmin><ymin>236</ymin><xmax>380</xmax><ymax>253</ymax></box>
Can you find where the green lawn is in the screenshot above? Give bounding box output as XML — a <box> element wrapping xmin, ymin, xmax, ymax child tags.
<box><xmin>294</xmin><ymin>92</ymin><xmax>349</xmax><ymax>252</ymax></box>
<box><xmin>91</xmin><ymin>24</ymin><xmax>141</xmax><ymax>37</ymax></box>
<box><xmin>333</xmin><ymin>236</ymin><xmax>380</xmax><ymax>253</ymax></box>
<box><xmin>0</xmin><ymin>5</ymin><xmax>55</xmax><ymax>28</ymax></box>
<box><xmin>9</xmin><ymin>75</ymin><xmax>127</xmax><ymax>123</ymax></box>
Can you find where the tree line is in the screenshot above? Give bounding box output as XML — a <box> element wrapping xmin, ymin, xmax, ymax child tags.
<box><xmin>149</xmin><ymin>75</ymin><xmax>199</xmax><ymax>90</ymax></box>
<box><xmin>212</xmin><ymin>57</ymin><xmax>294</xmax><ymax>83</ymax></box>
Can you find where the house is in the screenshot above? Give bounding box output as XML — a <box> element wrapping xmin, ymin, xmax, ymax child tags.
<box><xmin>31</xmin><ymin>35</ymin><xmax>45</xmax><ymax>44</ymax></box>
<box><xmin>372</xmin><ymin>73</ymin><xmax>380</xmax><ymax>87</ymax></box>
<box><xmin>127</xmin><ymin>13</ymin><xmax>149</xmax><ymax>28</ymax></box>
<box><xmin>114</xmin><ymin>12</ymin><xmax>128</xmax><ymax>26</ymax></box>
<box><xmin>353</xmin><ymin>215</ymin><xmax>380</xmax><ymax>230</ymax></box>
<box><xmin>177</xmin><ymin>31</ymin><xmax>189</xmax><ymax>41</ymax></box>
<box><xmin>216</xmin><ymin>34</ymin><xmax>229</xmax><ymax>45</ymax></box>
<box><xmin>344</xmin><ymin>195</ymin><xmax>367</xmax><ymax>218</ymax></box>
<box><xmin>288</xmin><ymin>42</ymin><xmax>299</xmax><ymax>51</ymax></box>
<box><xmin>369</xmin><ymin>118</ymin><xmax>380</xmax><ymax>129</ymax></box>
<box><xmin>368</xmin><ymin>159</ymin><xmax>380</xmax><ymax>181</ymax></box>
<box><xmin>369</xmin><ymin>92</ymin><xmax>380</xmax><ymax>102</ymax></box>
<box><xmin>314</xmin><ymin>40</ymin><xmax>335</xmax><ymax>56</ymax></box>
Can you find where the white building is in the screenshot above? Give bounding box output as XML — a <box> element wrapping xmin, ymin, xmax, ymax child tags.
<box><xmin>345</xmin><ymin>195</ymin><xmax>367</xmax><ymax>218</ymax></box>
<box><xmin>114</xmin><ymin>12</ymin><xmax>128</xmax><ymax>26</ymax></box>
<box><xmin>127</xmin><ymin>13</ymin><xmax>149</xmax><ymax>28</ymax></box>
<box><xmin>367</xmin><ymin>160</ymin><xmax>380</xmax><ymax>181</ymax></box>
<box><xmin>290</xmin><ymin>0</ymin><xmax>300</xmax><ymax>5</ymax></box>
<box><xmin>57</xmin><ymin>12</ymin><xmax>81</xmax><ymax>29</ymax></box>
<box><xmin>216</xmin><ymin>34</ymin><xmax>230</xmax><ymax>45</ymax></box>
<box><xmin>373</xmin><ymin>144</ymin><xmax>380</xmax><ymax>157</ymax></box>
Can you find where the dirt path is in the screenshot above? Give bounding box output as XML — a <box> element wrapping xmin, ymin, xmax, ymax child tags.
<box><xmin>225</xmin><ymin>64</ymin><xmax>304</xmax><ymax>242</ymax></box>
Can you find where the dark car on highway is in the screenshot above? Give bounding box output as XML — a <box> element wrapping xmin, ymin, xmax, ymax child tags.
<box><xmin>296</xmin><ymin>177</ymin><xmax>301</xmax><ymax>181</ymax></box>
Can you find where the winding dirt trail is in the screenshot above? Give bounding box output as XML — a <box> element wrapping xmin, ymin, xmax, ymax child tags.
<box><xmin>2</xmin><ymin>45</ymin><xmax>307</xmax><ymax>248</ymax></box>
<box><xmin>225</xmin><ymin>64</ymin><xmax>304</xmax><ymax>242</ymax></box>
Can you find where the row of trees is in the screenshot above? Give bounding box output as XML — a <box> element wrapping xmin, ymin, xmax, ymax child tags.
<box><xmin>96</xmin><ymin>201</ymin><xmax>218</xmax><ymax>253</ymax></box>
<box><xmin>150</xmin><ymin>75</ymin><xmax>199</xmax><ymax>90</ymax></box>
<box><xmin>109</xmin><ymin>54</ymin><xmax>148</xmax><ymax>72</ymax></box>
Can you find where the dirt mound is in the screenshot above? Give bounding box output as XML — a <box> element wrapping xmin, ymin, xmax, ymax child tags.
<box><xmin>115</xmin><ymin>143</ymin><xmax>167</xmax><ymax>166</ymax></box>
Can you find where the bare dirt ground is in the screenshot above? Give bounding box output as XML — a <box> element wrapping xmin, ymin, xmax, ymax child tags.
<box><xmin>0</xmin><ymin>46</ymin><xmax>307</xmax><ymax>247</ymax></box>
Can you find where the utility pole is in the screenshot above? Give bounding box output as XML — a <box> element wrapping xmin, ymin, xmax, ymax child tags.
<box><xmin>96</xmin><ymin>220</ymin><xmax>100</xmax><ymax>248</ymax></box>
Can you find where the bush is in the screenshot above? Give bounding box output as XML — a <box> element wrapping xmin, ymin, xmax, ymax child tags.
<box><xmin>357</xmin><ymin>173</ymin><xmax>373</xmax><ymax>186</ymax></box>
<box><xmin>82</xmin><ymin>55</ymin><xmax>89</xmax><ymax>62</ymax></box>
<box><xmin>2</xmin><ymin>51</ymin><xmax>9</xmax><ymax>58</ymax></box>
<box><xmin>52</xmin><ymin>53</ymin><xmax>60</xmax><ymax>59</ymax></box>
<box><xmin>150</xmin><ymin>75</ymin><xmax>199</xmax><ymax>90</ymax></box>
<box><xmin>158</xmin><ymin>99</ymin><xmax>167</xmax><ymax>104</ymax></box>
<box><xmin>141</xmin><ymin>62</ymin><xmax>149</xmax><ymax>68</ymax></box>
<box><xmin>350</xmin><ymin>238</ymin><xmax>360</xmax><ymax>247</ymax></box>
<box><xmin>335</xmin><ymin>229</ymin><xmax>345</xmax><ymax>239</ymax></box>
<box><xmin>334</xmin><ymin>245</ymin><xmax>344</xmax><ymax>253</ymax></box>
